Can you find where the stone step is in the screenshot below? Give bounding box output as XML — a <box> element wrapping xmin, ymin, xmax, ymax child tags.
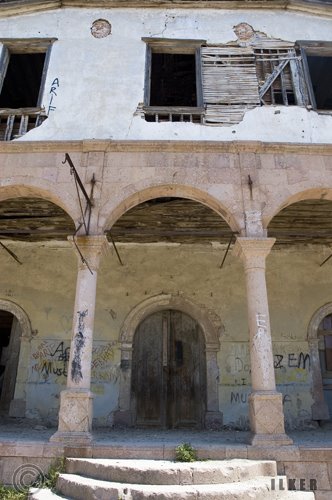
<box><xmin>56</xmin><ymin>474</ymin><xmax>315</xmax><ymax>500</ymax></box>
<box><xmin>65</xmin><ymin>458</ymin><xmax>277</xmax><ymax>485</ymax></box>
<box><xmin>29</xmin><ymin>487</ymin><xmax>68</xmax><ymax>499</ymax></box>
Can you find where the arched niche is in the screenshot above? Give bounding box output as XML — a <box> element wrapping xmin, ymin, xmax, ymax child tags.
<box><xmin>114</xmin><ymin>294</ymin><xmax>223</xmax><ymax>430</ymax></box>
<box><xmin>0</xmin><ymin>299</ymin><xmax>33</xmax><ymax>417</ymax></box>
<box><xmin>308</xmin><ymin>303</ymin><xmax>332</xmax><ymax>421</ymax></box>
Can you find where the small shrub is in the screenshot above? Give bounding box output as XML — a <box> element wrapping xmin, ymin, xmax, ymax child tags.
<box><xmin>175</xmin><ymin>443</ymin><xmax>197</xmax><ymax>462</ymax></box>
<box><xmin>0</xmin><ymin>484</ymin><xmax>28</xmax><ymax>500</ymax></box>
<box><xmin>34</xmin><ymin>457</ymin><xmax>65</xmax><ymax>491</ymax></box>
<box><xmin>0</xmin><ymin>457</ymin><xmax>65</xmax><ymax>499</ymax></box>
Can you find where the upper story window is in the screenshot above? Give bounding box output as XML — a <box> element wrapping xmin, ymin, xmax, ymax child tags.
<box><xmin>139</xmin><ymin>26</ymin><xmax>332</xmax><ymax>126</ymax></box>
<box><xmin>299</xmin><ymin>41</ymin><xmax>332</xmax><ymax>111</ymax></box>
<box><xmin>142</xmin><ymin>38</ymin><xmax>205</xmax><ymax>123</ymax></box>
<box><xmin>0</xmin><ymin>38</ymin><xmax>54</xmax><ymax>140</ymax></box>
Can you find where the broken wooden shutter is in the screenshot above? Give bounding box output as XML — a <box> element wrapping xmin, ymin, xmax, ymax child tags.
<box><xmin>0</xmin><ymin>43</ymin><xmax>9</xmax><ymax>94</ymax></box>
<box><xmin>255</xmin><ymin>47</ymin><xmax>308</xmax><ymax>106</ymax></box>
<box><xmin>201</xmin><ymin>46</ymin><xmax>260</xmax><ymax>125</ymax></box>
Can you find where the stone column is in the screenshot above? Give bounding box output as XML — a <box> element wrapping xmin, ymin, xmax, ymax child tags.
<box><xmin>50</xmin><ymin>235</ymin><xmax>108</xmax><ymax>445</ymax></box>
<box><xmin>234</xmin><ymin>238</ymin><xmax>292</xmax><ymax>446</ymax></box>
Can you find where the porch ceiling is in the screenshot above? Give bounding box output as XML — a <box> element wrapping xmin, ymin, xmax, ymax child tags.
<box><xmin>0</xmin><ymin>197</ymin><xmax>75</xmax><ymax>241</ymax></box>
<box><xmin>0</xmin><ymin>197</ymin><xmax>332</xmax><ymax>246</ymax></box>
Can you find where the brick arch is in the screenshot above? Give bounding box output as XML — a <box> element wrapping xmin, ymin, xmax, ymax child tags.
<box><xmin>264</xmin><ymin>188</ymin><xmax>332</xmax><ymax>229</ymax></box>
<box><xmin>100</xmin><ymin>183</ymin><xmax>241</xmax><ymax>234</ymax></box>
<box><xmin>0</xmin><ymin>178</ymin><xmax>80</xmax><ymax>226</ymax></box>
<box><xmin>114</xmin><ymin>294</ymin><xmax>223</xmax><ymax>429</ymax></box>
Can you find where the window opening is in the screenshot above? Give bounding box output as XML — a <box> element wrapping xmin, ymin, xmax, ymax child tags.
<box><xmin>255</xmin><ymin>48</ymin><xmax>296</xmax><ymax>105</ymax></box>
<box><xmin>150</xmin><ymin>53</ymin><xmax>197</xmax><ymax>107</ymax></box>
<box><xmin>306</xmin><ymin>55</ymin><xmax>332</xmax><ymax>110</ymax></box>
<box><xmin>0</xmin><ymin>52</ymin><xmax>46</xmax><ymax>108</ymax></box>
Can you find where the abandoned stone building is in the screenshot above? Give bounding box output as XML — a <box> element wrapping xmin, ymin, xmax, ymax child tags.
<box><xmin>1</xmin><ymin>0</ymin><xmax>332</xmax><ymax>480</ymax></box>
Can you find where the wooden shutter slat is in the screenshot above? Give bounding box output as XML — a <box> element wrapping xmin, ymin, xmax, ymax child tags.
<box><xmin>201</xmin><ymin>46</ymin><xmax>260</xmax><ymax>124</ymax></box>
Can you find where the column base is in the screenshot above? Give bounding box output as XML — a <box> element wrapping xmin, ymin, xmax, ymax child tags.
<box><xmin>249</xmin><ymin>391</ymin><xmax>293</xmax><ymax>446</ymax></box>
<box><xmin>50</xmin><ymin>389</ymin><xmax>94</xmax><ymax>444</ymax></box>
<box><xmin>50</xmin><ymin>430</ymin><xmax>93</xmax><ymax>445</ymax></box>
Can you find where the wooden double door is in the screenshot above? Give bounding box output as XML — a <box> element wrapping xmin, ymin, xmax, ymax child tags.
<box><xmin>131</xmin><ymin>310</ymin><xmax>206</xmax><ymax>428</ymax></box>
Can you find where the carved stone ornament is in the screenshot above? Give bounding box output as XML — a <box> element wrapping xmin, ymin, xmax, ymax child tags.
<box><xmin>91</xmin><ymin>19</ymin><xmax>112</xmax><ymax>39</ymax></box>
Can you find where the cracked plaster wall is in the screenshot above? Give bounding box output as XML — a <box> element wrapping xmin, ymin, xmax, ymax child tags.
<box><xmin>0</xmin><ymin>8</ymin><xmax>331</xmax><ymax>142</ymax></box>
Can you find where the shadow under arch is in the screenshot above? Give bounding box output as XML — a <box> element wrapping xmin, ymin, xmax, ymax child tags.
<box><xmin>0</xmin><ymin>179</ymin><xmax>80</xmax><ymax>227</ymax></box>
<box><xmin>101</xmin><ymin>184</ymin><xmax>241</xmax><ymax>234</ymax></box>
<box><xmin>114</xmin><ymin>294</ymin><xmax>223</xmax><ymax>430</ymax></box>
<box><xmin>0</xmin><ymin>299</ymin><xmax>33</xmax><ymax>417</ymax></box>
<box><xmin>307</xmin><ymin>303</ymin><xmax>332</xmax><ymax>422</ymax></box>
<box><xmin>264</xmin><ymin>187</ymin><xmax>332</xmax><ymax>229</ymax></box>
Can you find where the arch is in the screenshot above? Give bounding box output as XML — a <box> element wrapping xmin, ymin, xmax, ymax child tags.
<box><xmin>114</xmin><ymin>294</ymin><xmax>223</xmax><ymax>430</ymax></box>
<box><xmin>0</xmin><ymin>178</ymin><xmax>80</xmax><ymax>226</ymax></box>
<box><xmin>101</xmin><ymin>184</ymin><xmax>241</xmax><ymax>234</ymax></box>
<box><xmin>0</xmin><ymin>299</ymin><xmax>32</xmax><ymax>338</ymax></box>
<box><xmin>0</xmin><ymin>299</ymin><xmax>33</xmax><ymax>417</ymax></box>
<box><xmin>307</xmin><ymin>303</ymin><xmax>332</xmax><ymax>421</ymax></box>
<box><xmin>264</xmin><ymin>188</ymin><xmax>332</xmax><ymax>229</ymax></box>
<box><xmin>120</xmin><ymin>294</ymin><xmax>221</xmax><ymax>348</ymax></box>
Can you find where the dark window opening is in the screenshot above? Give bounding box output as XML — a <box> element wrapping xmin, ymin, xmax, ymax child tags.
<box><xmin>0</xmin><ymin>52</ymin><xmax>46</xmax><ymax>108</ymax></box>
<box><xmin>306</xmin><ymin>55</ymin><xmax>332</xmax><ymax>110</ymax></box>
<box><xmin>0</xmin><ymin>311</ymin><xmax>14</xmax><ymax>398</ymax></box>
<box><xmin>150</xmin><ymin>53</ymin><xmax>197</xmax><ymax>107</ymax></box>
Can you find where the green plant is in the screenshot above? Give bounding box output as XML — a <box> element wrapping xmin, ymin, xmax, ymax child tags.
<box><xmin>0</xmin><ymin>457</ymin><xmax>65</xmax><ymax>499</ymax></box>
<box><xmin>0</xmin><ymin>484</ymin><xmax>28</xmax><ymax>500</ymax></box>
<box><xmin>175</xmin><ymin>442</ymin><xmax>197</xmax><ymax>462</ymax></box>
<box><xmin>35</xmin><ymin>457</ymin><xmax>65</xmax><ymax>491</ymax></box>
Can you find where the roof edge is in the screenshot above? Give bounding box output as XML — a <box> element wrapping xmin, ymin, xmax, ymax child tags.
<box><xmin>0</xmin><ymin>0</ymin><xmax>332</xmax><ymax>19</ymax></box>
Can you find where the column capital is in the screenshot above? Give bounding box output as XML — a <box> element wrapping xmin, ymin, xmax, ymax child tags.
<box><xmin>233</xmin><ymin>237</ymin><xmax>275</xmax><ymax>267</ymax></box>
<box><xmin>68</xmin><ymin>235</ymin><xmax>109</xmax><ymax>271</ymax></box>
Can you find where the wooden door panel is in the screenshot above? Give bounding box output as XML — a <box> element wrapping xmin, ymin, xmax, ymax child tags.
<box><xmin>132</xmin><ymin>311</ymin><xmax>164</xmax><ymax>426</ymax></box>
<box><xmin>170</xmin><ymin>310</ymin><xmax>204</xmax><ymax>428</ymax></box>
<box><xmin>132</xmin><ymin>309</ymin><xmax>205</xmax><ymax>429</ymax></box>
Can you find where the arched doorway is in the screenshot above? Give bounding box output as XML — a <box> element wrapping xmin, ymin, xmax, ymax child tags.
<box><xmin>131</xmin><ymin>309</ymin><xmax>206</xmax><ymax>428</ymax></box>
<box><xmin>0</xmin><ymin>310</ymin><xmax>21</xmax><ymax>414</ymax></box>
<box><xmin>317</xmin><ymin>313</ymin><xmax>332</xmax><ymax>418</ymax></box>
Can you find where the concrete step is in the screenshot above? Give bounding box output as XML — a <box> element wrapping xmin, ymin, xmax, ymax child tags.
<box><xmin>56</xmin><ymin>474</ymin><xmax>315</xmax><ymax>500</ymax></box>
<box><xmin>29</xmin><ymin>487</ymin><xmax>69</xmax><ymax>499</ymax></box>
<box><xmin>65</xmin><ymin>458</ymin><xmax>277</xmax><ymax>485</ymax></box>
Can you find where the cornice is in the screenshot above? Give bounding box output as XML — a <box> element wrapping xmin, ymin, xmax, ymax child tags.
<box><xmin>0</xmin><ymin>139</ymin><xmax>332</xmax><ymax>155</ymax></box>
<box><xmin>0</xmin><ymin>1</ymin><xmax>332</xmax><ymax>19</ymax></box>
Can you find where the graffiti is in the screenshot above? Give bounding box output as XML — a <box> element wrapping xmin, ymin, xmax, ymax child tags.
<box><xmin>48</xmin><ymin>77</ymin><xmax>59</xmax><ymax>113</ymax></box>
<box><xmin>230</xmin><ymin>391</ymin><xmax>249</xmax><ymax>404</ymax></box>
<box><xmin>31</xmin><ymin>339</ymin><xmax>118</xmax><ymax>384</ymax></box>
<box><xmin>31</xmin><ymin>340</ymin><xmax>70</xmax><ymax>382</ymax></box>
<box><xmin>71</xmin><ymin>309</ymin><xmax>87</xmax><ymax>384</ymax></box>
<box><xmin>256</xmin><ymin>313</ymin><xmax>267</xmax><ymax>335</ymax></box>
<box><xmin>274</xmin><ymin>352</ymin><xmax>310</xmax><ymax>370</ymax></box>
